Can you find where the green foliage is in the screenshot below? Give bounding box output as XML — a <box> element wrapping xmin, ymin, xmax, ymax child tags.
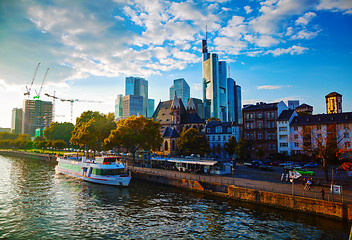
<box><xmin>70</xmin><ymin>111</ymin><xmax>116</xmax><ymax>151</ymax></box>
<box><xmin>0</xmin><ymin>132</ymin><xmax>22</xmax><ymax>140</ymax></box>
<box><xmin>177</xmin><ymin>128</ymin><xmax>209</xmax><ymax>156</ymax></box>
<box><xmin>0</xmin><ymin>134</ymin><xmax>32</xmax><ymax>149</ymax></box>
<box><xmin>104</xmin><ymin>115</ymin><xmax>162</xmax><ymax>159</ymax></box>
<box><xmin>224</xmin><ymin>136</ymin><xmax>237</xmax><ymax>157</ymax></box>
<box><xmin>235</xmin><ymin>138</ymin><xmax>251</xmax><ymax>160</ymax></box>
<box><xmin>33</xmin><ymin>136</ymin><xmax>47</xmax><ymax>150</ymax></box>
<box><xmin>43</xmin><ymin>122</ymin><xmax>74</xmax><ymax>143</ymax></box>
<box><xmin>48</xmin><ymin>139</ymin><xmax>68</xmax><ymax>150</ymax></box>
<box><xmin>255</xmin><ymin>146</ymin><xmax>265</xmax><ymax>159</ymax></box>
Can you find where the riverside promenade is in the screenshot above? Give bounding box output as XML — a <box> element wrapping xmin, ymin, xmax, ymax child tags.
<box><xmin>129</xmin><ymin>165</ymin><xmax>352</xmax><ymax>221</ymax></box>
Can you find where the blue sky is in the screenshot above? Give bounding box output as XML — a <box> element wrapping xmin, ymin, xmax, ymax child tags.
<box><xmin>0</xmin><ymin>0</ymin><xmax>352</xmax><ymax>127</ymax></box>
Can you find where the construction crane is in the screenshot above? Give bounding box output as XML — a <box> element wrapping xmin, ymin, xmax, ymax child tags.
<box><xmin>60</xmin><ymin>98</ymin><xmax>103</xmax><ymax>123</ymax></box>
<box><xmin>45</xmin><ymin>91</ymin><xmax>57</xmax><ymax>122</ymax></box>
<box><xmin>34</xmin><ymin>68</ymin><xmax>49</xmax><ymax>100</ymax></box>
<box><xmin>24</xmin><ymin>62</ymin><xmax>40</xmax><ymax>98</ymax></box>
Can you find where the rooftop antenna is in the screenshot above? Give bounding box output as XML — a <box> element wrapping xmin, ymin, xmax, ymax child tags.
<box><xmin>205</xmin><ymin>25</ymin><xmax>208</xmax><ymax>41</ymax></box>
<box><xmin>228</xmin><ymin>66</ymin><xmax>230</xmax><ymax>78</ymax></box>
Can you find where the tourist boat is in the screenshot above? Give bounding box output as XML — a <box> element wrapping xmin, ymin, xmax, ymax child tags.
<box><xmin>56</xmin><ymin>153</ymin><xmax>131</xmax><ymax>186</ymax></box>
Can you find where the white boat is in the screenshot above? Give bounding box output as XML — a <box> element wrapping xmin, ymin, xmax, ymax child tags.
<box><xmin>56</xmin><ymin>153</ymin><xmax>131</xmax><ymax>186</ymax></box>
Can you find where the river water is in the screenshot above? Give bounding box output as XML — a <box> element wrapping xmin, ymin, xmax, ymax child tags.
<box><xmin>0</xmin><ymin>155</ymin><xmax>350</xmax><ymax>239</ymax></box>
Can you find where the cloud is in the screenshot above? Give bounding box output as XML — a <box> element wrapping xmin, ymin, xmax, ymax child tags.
<box><xmin>316</xmin><ymin>0</ymin><xmax>352</xmax><ymax>11</ymax></box>
<box><xmin>295</xmin><ymin>12</ymin><xmax>317</xmax><ymax>25</ymax></box>
<box><xmin>244</xmin><ymin>6</ymin><xmax>253</xmax><ymax>14</ymax></box>
<box><xmin>291</xmin><ymin>29</ymin><xmax>321</xmax><ymax>40</ymax></box>
<box><xmin>266</xmin><ymin>45</ymin><xmax>309</xmax><ymax>56</ymax></box>
<box><xmin>257</xmin><ymin>85</ymin><xmax>282</xmax><ymax>90</ymax></box>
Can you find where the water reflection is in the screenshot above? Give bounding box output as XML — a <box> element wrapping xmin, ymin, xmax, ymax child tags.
<box><xmin>0</xmin><ymin>155</ymin><xmax>349</xmax><ymax>239</ymax></box>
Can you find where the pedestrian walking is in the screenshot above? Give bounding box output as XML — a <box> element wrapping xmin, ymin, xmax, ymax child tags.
<box><xmin>321</xmin><ymin>188</ymin><xmax>325</xmax><ymax>200</ymax></box>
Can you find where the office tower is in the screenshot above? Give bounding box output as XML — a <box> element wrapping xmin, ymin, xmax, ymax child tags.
<box><xmin>202</xmin><ymin>38</ymin><xmax>242</xmax><ymax>123</ymax></box>
<box><xmin>325</xmin><ymin>92</ymin><xmax>342</xmax><ymax>114</ymax></box>
<box><xmin>227</xmin><ymin>78</ymin><xmax>242</xmax><ymax>124</ymax></box>
<box><xmin>284</xmin><ymin>100</ymin><xmax>300</xmax><ymax>110</ymax></box>
<box><xmin>122</xmin><ymin>95</ymin><xmax>144</xmax><ymax>119</ymax></box>
<box><xmin>22</xmin><ymin>99</ymin><xmax>53</xmax><ymax>137</ymax></box>
<box><xmin>114</xmin><ymin>94</ymin><xmax>123</xmax><ymax>120</ymax></box>
<box><xmin>125</xmin><ymin>77</ymin><xmax>148</xmax><ymax>116</ymax></box>
<box><xmin>11</xmin><ymin>108</ymin><xmax>23</xmax><ymax>134</ymax></box>
<box><xmin>147</xmin><ymin>99</ymin><xmax>155</xmax><ymax>118</ymax></box>
<box><xmin>169</xmin><ymin>78</ymin><xmax>190</xmax><ymax>107</ymax></box>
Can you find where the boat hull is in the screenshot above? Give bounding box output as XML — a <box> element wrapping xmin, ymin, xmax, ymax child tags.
<box><xmin>56</xmin><ymin>158</ymin><xmax>131</xmax><ymax>187</ymax></box>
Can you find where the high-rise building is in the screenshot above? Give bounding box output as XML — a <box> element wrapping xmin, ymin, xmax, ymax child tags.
<box><xmin>169</xmin><ymin>78</ymin><xmax>190</xmax><ymax>107</ymax></box>
<box><xmin>11</xmin><ymin>108</ymin><xmax>23</xmax><ymax>134</ymax></box>
<box><xmin>284</xmin><ymin>100</ymin><xmax>300</xmax><ymax>110</ymax></box>
<box><xmin>125</xmin><ymin>77</ymin><xmax>148</xmax><ymax>116</ymax></box>
<box><xmin>325</xmin><ymin>92</ymin><xmax>342</xmax><ymax>114</ymax></box>
<box><xmin>202</xmin><ymin>38</ymin><xmax>241</xmax><ymax>123</ymax></box>
<box><xmin>122</xmin><ymin>95</ymin><xmax>144</xmax><ymax>119</ymax></box>
<box><xmin>22</xmin><ymin>99</ymin><xmax>53</xmax><ymax>137</ymax></box>
<box><xmin>114</xmin><ymin>94</ymin><xmax>123</xmax><ymax>120</ymax></box>
<box><xmin>147</xmin><ymin>99</ymin><xmax>155</xmax><ymax>118</ymax></box>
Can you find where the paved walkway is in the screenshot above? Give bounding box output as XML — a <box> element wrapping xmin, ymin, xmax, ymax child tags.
<box><xmin>129</xmin><ymin>166</ymin><xmax>352</xmax><ymax>204</ymax></box>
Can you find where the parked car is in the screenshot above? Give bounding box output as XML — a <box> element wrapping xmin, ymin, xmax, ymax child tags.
<box><xmin>293</xmin><ymin>168</ymin><xmax>315</xmax><ymax>176</ymax></box>
<box><xmin>280</xmin><ymin>161</ymin><xmax>294</xmax><ymax>167</ymax></box>
<box><xmin>262</xmin><ymin>159</ymin><xmax>272</xmax><ymax>165</ymax></box>
<box><xmin>260</xmin><ymin>164</ymin><xmax>273</xmax><ymax>171</ymax></box>
<box><xmin>270</xmin><ymin>160</ymin><xmax>282</xmax><ymax>166</ymax></box>
<box><xmin>304</xmin><ymin>162</ymin><xmax>318</xmax><ymax>168</ymax></box>
<box><xmin>244</xmin><ymin>160</ymin><xmax>263</xmax><ymax>168</ymax></box>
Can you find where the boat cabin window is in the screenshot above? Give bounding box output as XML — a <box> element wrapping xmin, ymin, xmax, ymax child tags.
<box><xmin>95</xmin><ymin>157</ymin><xmax>119</xmax><ymax>164</ymax></box>
<box><xmin>91</xmin><ymin>168</ymin><xmax>124</xmax><ymax>176</ymax></box>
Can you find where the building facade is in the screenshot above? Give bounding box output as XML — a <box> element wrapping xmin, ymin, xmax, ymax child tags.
<box><xmin>325</xmin><ymin>92</ymin><xmax>342</xmax><ymax>114</ymax></box>
<box><xmin>11</xmin><ymin>108</ymin><xmax>23</xmax><ymax>134</ymax></box>
<box><xmin>147</xmin><ymin>99</ymin><xmax>155</xmax><ymax>118</ymax></box>
<box><xmin>205</xmin><ymin>121</ymin><xmax>242</xmax><ymax>158</ymax></box>
<box><xmin>22</xmin><ymin>99</ymin><xmax>53</xmax><ymax>137</ymax></box>
<box><xmin>125</xmin><ymin>77</ymin><xmax>148</xmax><ymax>116</ymax></box>
<box><xmin>289</xmin><ymin>112</ymin><xmax>352</xmax><ymax>157</ymax></box>
<box><xmin>242</xmin><ymin>101</ymin><xmax>288</xmax><ymax>158</ymax></box>
<box><xmin>296</xmin><ymin>103</ymin><xmax>313</xmax><ymax>115</ymax></box>
<box><xmin>202</xmin><ymin>38</ymin><xmax>242</xmax><ymax>124</ymax></box>
<box><xmin>114</xmin><ymin>94</ymin><xmax>123</xmax><ymax>120</ymax></box>
<box><xmin>284</xmin><ymin>100</ymin><xmax>300</xmax><ymax>110</ymax></box>
<box><xmin>122</xmin><ymin>95</ymin><xmax>144</xmax><ymax>119</ymax></box>
<box><xmin>276</xmin><ymin>110</ymin><xmax>298</xmax><ymax>155</ymax></box>
<box><xmin>169</xmin><ymin>78</ymin><xmax>190</xmax><ymax>107</ymax></box>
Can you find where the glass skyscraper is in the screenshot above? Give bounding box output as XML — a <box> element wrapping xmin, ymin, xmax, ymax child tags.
<box><xmin>147</xmin><ymin>99</ymin><xmax>155</xmax><ymax>118</ymax></box>
<box><xmin>114</xmin><ymin>94</ymin><xmax>123</xmax><ymax>119</ymax></box>
<box><xmin>125</xmin><ymin>77</ymin><xmax>148</xmax><ymax>116</ymax></box>
<box><xmin>202</xmin><ymin>38</ymin><xmax>242</xmax><ymax>123</ymax></box>
<box><xmin>169</xmin><ymin>78</ymin><xmax>190</xmax><ymax>106</ymax></box>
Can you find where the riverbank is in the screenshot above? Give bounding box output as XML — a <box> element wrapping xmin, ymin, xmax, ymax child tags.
<box><xmin>129</xmin><ymin>166</ymin><xmax>352</xmax><ymax>222</ymax></box>
<box><xmin>0</xmin><ymin>150</ymin><xmax>57</xmax><ymax>162</ymax></box>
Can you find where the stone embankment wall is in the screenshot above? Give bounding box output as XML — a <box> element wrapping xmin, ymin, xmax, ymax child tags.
<box><xmin>131</xmin><ymin>169</ymin><xmax>352</xmax><ymax>222</ymax></box>
<box><xmin>0</xmin><ymin>150</ymin><xmax>57</xmax><ymax>162</ymax></box>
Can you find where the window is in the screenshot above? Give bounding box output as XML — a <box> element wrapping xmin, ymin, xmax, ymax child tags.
<box><xmin>227</xmin><ymin>127</ymin><xmax>231</xmax><ymax>132</ymax></box>
<box><xmin>294</xmin><ymin>142</ymin><xmax>299</xmax><ymax>147</ymax></box>
<box><xmin>246</xmin><ymin>123</ymin><xmax>250</xmax><ymax>129</ymax></box>
<box><xmin>216</xmin><ymin>126</ymin><xmax>222</xmax><ymax>133</ymax></box>
<box><xmin>267</xmin><ymin>112</ymin><xmax>270</xmax><ymax>118</ymax></box>
<box><xmin>258</xmin><ymin>133</ymin><xmax>263</xmax><ymax>139</ymax></box>
<box><xmin>223</xmin><ymin>135</ymin><xmax>226</xmax><ymax>141</ymax></box>
<box><xmin>272</xmin><ymin>122</ymin><xmax>275</xmax><ymax>128</ymax></box>
<box><xmin>250</xmin><ymin>123</ymin><xmax>254</xmax><ymax>129</ymax></box>
<box><xmin>294</xmin><ymin>126</ymin><xmax>298</xmax><ymax>131</ymax></box>
<box><xmin>258</xmin><ymin>122</ymin><xmax>262</xmax><ymax>128</ymax></box>
<box><xmin>207</xmin><ymin>136</ymin><xmax>210</xmax><ymax>141</ymax></box>
<box><xmin>279</xmin><ymin>135</ymin><xmax>288</xmax><ymax>140</ymax></box>
<box><xmin>267</xmin><ymin>122</ymin><xmax>271</xmax><ymax>128</ymax></box>
<box><xmin>218</xmin><ymin>136</ymin><xmax>221</xmax><ymax>141</ymax></box>
<box><xmin>272</xmin><ymin>134</ymin><xmax>276</xmax><ymax>139</ymax></box>
<box><xmin>207</xmin><ymin>128</ymin><xmax>210</xmax><ymax>133</ymax></box>
<box><xmin>251</xmin><ymin>133</ymin><xmax>254</xmax><ymax>139</ymax></box>
<box><xmin>212</xmin><ymin>136</ymin><xmax>215</xmax><ymax>141</ymax></box>
<box><xmin>271</xmin><ymin>112</ymin><xmax>275</xmax><ymax>118</ymax></box>
<box><xmin>268</xmin><ymin>144</ymin><xmax>271</xmax><ymax>150</ymax></box>
<box><xmin>246</xmin><ymin>113</ymin><xmax>250</xmax><ymax>119</ymax></box>
<box><xmin>250</xmin><ymin>113</ymin><xmax>254</xmax><ymax>119</ymax></box>
<box><xmin>257</xmin><ymin>113</ymin><xmax>262</xmax><ymax>118</ymax></box>
<box><xmin>279</xmin><ymin>127</ymin><xmax>287</xmax><ymax>132</ymax></box>
<box><xmin>268</xmin><ymin>133</ymin><xmax>271</xmax><ymax>139</ymax></box>
<box><xmin>272</xmin><ymin>144</ymin><xmax>276</xmax><ymax>150</ymax></box>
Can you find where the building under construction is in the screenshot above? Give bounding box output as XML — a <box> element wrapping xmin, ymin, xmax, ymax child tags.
<box><xmin>22</xmin><ymin>99</ymin><xmax>53</xmax><ymax>137</ymax></box>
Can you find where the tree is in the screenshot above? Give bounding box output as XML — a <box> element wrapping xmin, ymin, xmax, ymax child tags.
<box><xmin>207</xmin><ymin>117</ymin><xmax>220</xmax><ymax>123</ymax></box>
<box><xmin>235</xmin><ymin>138</ymin><xmax>251</xmax><ymax>161</ymax></box>
<box><xmin>33</xmin><ymin>136</ymin><xmax>47</xmax><ymax>152</ymax></box>
<box><xmin>103</xmin><ymin>115</ymin><xmax>162</xmax><ymax>161</ymax></box>
<box><xmin>43</xmin><ymin>122</ymin><xmax>74</xmax><ymax>144</ymax></box>
<box><xmin>48</xmin><ymin>140</ymin><xmax>68</xmax><ymax>154</ymax></box>
<box><xmin>292</xmin><ymin>125</ymin><xmax>351</xmax><ymax>182</ymax></box>
<box><xmin>255</xmin><ymin>146</ymin><xmax>265</xmax><ymax>159</ymax></box>
<box><xmin>177</xmin><ymin>128</ymin><xmax>209</xmax><ymax>156</ymax></box>
<box><xmin>224</xmin><ymin>136</ymin><xmax>237</xmax><ymax>159</ymax></box>
<box><xmin>70</xmin><ymin>111</ymin><xmax>116</xmax><ymax>151</ymax></box>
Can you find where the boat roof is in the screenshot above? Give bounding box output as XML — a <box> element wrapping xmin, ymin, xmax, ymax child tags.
<box><xmin>166</xmin><ymin>159</ymin><xmax>218</xmax><ymax>166</ymax></box>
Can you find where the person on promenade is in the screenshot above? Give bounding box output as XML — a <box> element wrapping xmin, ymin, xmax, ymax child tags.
<box><xmin>321</xmin><ymin>188</ymin><xmax>325</xmax><ymax>200</ymax></box>
<box><xmin>305</xmin><ymin>180</ymin><xmax>312</xmax><ymax>190</ymax></box>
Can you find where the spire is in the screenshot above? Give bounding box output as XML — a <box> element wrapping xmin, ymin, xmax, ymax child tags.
<box><xmin>187</xmin><ymin>98</ymin><xmax>196</xmax><ymax>111</ymax></box>
<box><xmin>171</xmin><ymin>91</ymin><xmax>180</xmax><ymax>109</ymax></box>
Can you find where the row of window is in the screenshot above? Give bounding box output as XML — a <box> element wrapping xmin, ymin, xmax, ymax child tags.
<box><xmin>246</xmin><ymin>133</ymin><xmax>276</xmax><ymax>140</ymax></box>
<box><xmin>245</xmin><ymin>112</ymin><xmax>276</xmax><ymax>120</ymax></box>
<box><xmin>245</xmin><ymin>121</ymin><xmax>276</xmax><ymax>129</ymax></box>
<box><xmin>207</xmin><ymin>126</ymin><xmax>239</xmax><ymax>134</ymax></box>
<box><xmin>207</xmin><ymin>135</ymin><xmax>232</xmax><ymax>142</ymax></box>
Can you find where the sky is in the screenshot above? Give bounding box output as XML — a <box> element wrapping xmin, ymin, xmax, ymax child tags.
<box><xmin>0</xmin><ymin>0</ymin><xmax>352</xmax><ymax>127</ymax></box>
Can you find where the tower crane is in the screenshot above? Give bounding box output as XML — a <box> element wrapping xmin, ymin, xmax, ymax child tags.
<box><xmin>24</xmin><ymin>62</ymin><xmax>40</xmax><ymax>98</ymax></box>
<box><xmin>34</xmin><ymin>68</ymin><xmax>49</xmax><ymax>100</ymax></box>
<box><xmin>44</xmin><ymin>91</ymin><xmax>57</xmax><ymax>122</ymax></box>
<box><xmin>60</xmin><ymin>98</ymin><xmax>103</xmax><ymax>123</ymax></box>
